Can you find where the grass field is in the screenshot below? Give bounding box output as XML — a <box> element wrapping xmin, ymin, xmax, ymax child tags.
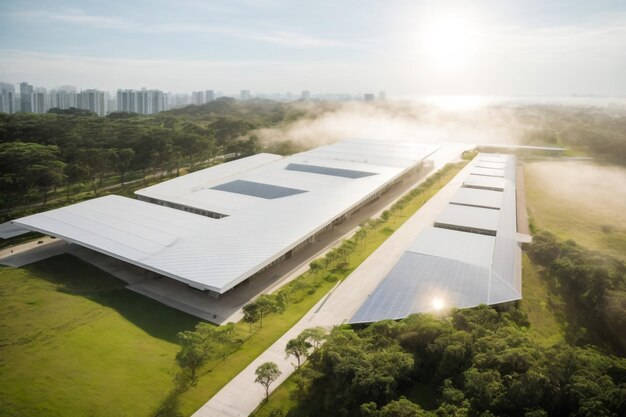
<box><xmin>0</xmin><ymin>255</ymin><xmax>200</xmax><ymax>417</ymax></box>
<box><xmin>518</xmin><ymin>254</ymin><xmax>564</xmax><ymax>346</ymax></box>
<box><xmin>524</xmin><ymin>160</ymin><xmax>626</xmax><ymax>260</ymax></box>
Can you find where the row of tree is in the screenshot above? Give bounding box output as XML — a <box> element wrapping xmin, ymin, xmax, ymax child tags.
<box><xmin>254</xmin><ymin>327</ymin><xmax>328</xmax><ymax>402</ymax></box>
<box><xmin>175</xmin><ymin>323</ymin><xmax>239</xmax><ymax>384</ymax></box>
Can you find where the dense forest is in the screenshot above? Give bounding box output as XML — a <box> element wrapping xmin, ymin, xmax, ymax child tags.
<box><xmin>262</xmin><ymin>233</ymin><xmax>626</xmax><ymax>417</ymax></box>
<box><xmin>516</xmin><ymin>106</ymin><xmax>626</xmax><ymax>164</ymax></box>
<box><xmin>0</xmin><ymin>98</ymin><xmax>306</xmax><ymax>212</ymax></box>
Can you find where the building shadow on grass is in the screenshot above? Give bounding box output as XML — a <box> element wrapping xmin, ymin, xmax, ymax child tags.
<box><xmin>24</xmin><ymin>254</ymin><xmax>201</xmax><ymax>343</ymax></box>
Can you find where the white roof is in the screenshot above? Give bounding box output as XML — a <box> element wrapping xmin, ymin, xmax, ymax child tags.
<box><xmin>463</xmin><ymin>174</ymin><xmax>506</xmax><ymax>190</ymax></box>
<box><xmin>2</xmin><ymin>140</ymin><xmax>439</xmax><ymax>293</ymax></box>
<box><xmin>351</xmin><ymin>153</ymin><xmax>522</xmax><ymax>324</ymax></box>
<box><xmin>470</xmin><ymin>167</ymin><xmax>505</xmax><ymax>177</ymax></box>
<box><xmin>435</xmin><ymin>204</ymin><xmax>500</xmax><ymax>233</ymax></box>
<box><xmin>449</xmin><ymin>188</ymin><xmax>503</xmax><ymax>209</ymax></box>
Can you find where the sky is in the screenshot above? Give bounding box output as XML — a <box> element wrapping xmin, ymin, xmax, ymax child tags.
<box><xmin>1</xmin><ymin>0</ymin><xmax>626</xmax><ymax>97</ymax></box>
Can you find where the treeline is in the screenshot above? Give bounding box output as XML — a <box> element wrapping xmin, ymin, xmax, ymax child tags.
<box><xmin>0</xmin><ymin>98</ymin><xmax>302</xmax><ymax>209</ymax></box>
<box><xmin>276</xmin><ymin>307</ymin><xmax>625</xmax><ymax>417</ymax></box>
<box><xmin>519</xmin><ymin>106</ymin><xmax>626</xmax><ymax>164</ymax></box>
<box><xmin>528</xmin><ymin>231</ymin><xmax>626</xmax><ymax>353</ymax></box>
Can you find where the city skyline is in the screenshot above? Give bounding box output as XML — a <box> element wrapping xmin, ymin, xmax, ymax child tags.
<box><xmin>1</xmin><ymin>1</ymin><xmax>626</xmax><ymax>97</ymax></box>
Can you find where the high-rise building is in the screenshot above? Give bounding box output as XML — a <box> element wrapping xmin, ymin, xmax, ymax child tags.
<box><xmin>192</xmin><ymin>91</ymin><xmax>204</xmax><ymax>105</ymax></box>
<box><xmin>204</xmin><ymin>90</ymin><xmax>214</xmax><ymax>103</ymax></box>
<box><xmin>116</xmin><ymin>89</ymin><xmax>167</xmax><ymax>114</ymax></box>
<box><xmin>170</xmin><ymin>93</ymin><xmax>191</xmax><ymax>109</ymax></box>
<box><xmin>106</xmin><ymin>96</ymin><xmax>117</xmax><ymax>113</ymax></box>
<box><xmin>19</xmin><ymin>82</ymin><xmax>33</xmax><ymax>112</ymax></box>
<box><xmin>240</xmin><ymin>90</ymin><xmax>251</xmax><ymax>100</ymax></box>
<box><xmin>117</xmin><ymin>89</ymin><xmax>135</xmax><ymax>113</ymax></box>
<box><xmin>0</xmin><ymin>83</ymin><xmax>15</xmax><ymax>114</ymax></box>
<box><xmin>378</xmin><ymin>91</ymin><xmax>386</xmax><ymax>101</ymax></box>
<box><xmin>32</xmin><ymin>87</ymin><xmax>47</xmax><ymax>114</ymax></box>
<box><xmin>50</xmin><ymin>86</ymin><xmax>78</xmax><ymax>110</ymax></box>
<box><xmin>301</xmin><ymin>90</ymin><xmax>311</xmax><ymax>100</ymax></box>
<box><xmin>78</xmin><ymin>89</ymin><xmax>106</xmax><ymax>116</ymax></box>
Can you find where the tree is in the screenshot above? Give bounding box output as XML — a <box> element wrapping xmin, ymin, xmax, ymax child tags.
<box><xmin>0</xmin><ymin>142</ymin><xmax>66</xmax><ymax>206</ymax></box>
<box><xmin>250</xmin><ymin>294</ymin><xmax>283</xmax><ymax>328</ymax></box>
<box><xmin>176</xmin><ymin>330</ymin><xmax>212</xmax><ymax>384</ymax></box>
<box><xmin>285</xmin><ymin>336</ymin><xmax>312</xmax><ymax>368</ymax></box>
<box><xmin>113</xmin><ymin>148</ymin><xmax>134</xmax><ymax>185</ymax></box>
<box><xmin>213</xmin><ymin>322</ymin><xmax>237</xmax><ymax>360</ymax></box>
<box><xmin>309</xmin><ymin>259</ymin><xmax>324</xmax><ymax>274</ymax></box>
<box><xmin>300</xmin><ymin>327</ymin><xmax>327</xmax><ymax>350</ymax></box>
<box><xmin>76</xmin><ymin>148</ymin><xmax>112</xmax><ymax>195</ymax></box>
<box><xmin>379</xmin><ymin>398</ymin><xmax>429</xmax><ymax>417</ymax></box>
<box><xmin>242</xmin><ymin>302</ymin><xmax>261</xmax><ymax>333</ymax></box>
<box><xmin>255</xmin><ymin>362</ymin><xmax>282</xmax><ymax>401</ymax></box>
<box><xmin>291</xmin><ymin>366</ymin><xmax>322</xmax><ymax>398</ymax></box>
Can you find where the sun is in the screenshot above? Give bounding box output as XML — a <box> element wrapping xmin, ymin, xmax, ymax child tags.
<box><xmin>431</xmin><ymin>297</ymin><xmax>445</xmax><ymax>312</ymax></box>
<box><xmin>418</xmin><ymin>11</ymin><xmax>481</xmax><ymax>72</ymax></box>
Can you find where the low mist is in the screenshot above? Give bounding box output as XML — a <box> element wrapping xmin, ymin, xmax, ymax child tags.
<box><xmin>254</xmin><ymin>101</ymin><xmax>534</xmax><ymax>149</ymax></box>
<box><xmin>527</xmin><ymin>160</ymin><xmax>626</xmax><ymax>226</ymax></box>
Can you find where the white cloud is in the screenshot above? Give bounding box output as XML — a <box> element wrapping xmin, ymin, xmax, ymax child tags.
<box><xmin>4</xmin><ymin>7</ymin><xmax>357</xmax><ymax>49</ymax></box>
<box><xmin>0</xmin><ymin>50</ymin><xmax>359</xmax><ymax>92</ymax></box>
<box><xmin>5</xmin><ymin>8</ymin><xmax>134</xmax><ymax>30</ymax></box>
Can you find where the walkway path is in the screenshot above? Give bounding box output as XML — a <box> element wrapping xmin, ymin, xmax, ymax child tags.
<box><xmin>191</xmin><ymin>146</ymin><xmax>474</xmax><ymax>417</ymax></box>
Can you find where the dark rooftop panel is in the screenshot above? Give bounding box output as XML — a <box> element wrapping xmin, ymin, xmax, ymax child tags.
<box><xmin>211</xmin><ymin>180</ymin><xmax>307</xmax><ymax>199</ymax></box>
<box><xmin>286</xmin><ymin>163</ymin><xmax>377</xmax><ymax>179</ymax></box>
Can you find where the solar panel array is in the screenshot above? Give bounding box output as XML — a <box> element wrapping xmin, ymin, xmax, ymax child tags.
<box><xmin>286</xmin><ymin>163</ymin><xmax>377</xmax><ymax>179</ymax></box>
<box><xmin>350</xmin><ymin>153</ymin><xmax>522</xmax><ymax>324</ymax></box>
<box><xmin>211</xmin><ymin>179</ymin><xmax>307</xmax><ymax>199</ymax></box>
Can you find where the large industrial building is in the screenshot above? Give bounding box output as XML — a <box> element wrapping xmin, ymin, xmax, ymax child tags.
<box><xmin>1</xmin><ymin>140</ymin><xmax>438</xmax><ymax>303</ymax></box>
<box><xmin>350</xmin><ymin>153</ymin><xmax>524</xmax><ymax>323</ymax></box>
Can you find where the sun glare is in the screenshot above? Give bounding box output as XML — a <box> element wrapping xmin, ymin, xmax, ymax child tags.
<box><xmin>416</xmin><ymin>10</ymin><xmax>483</xmax><ymax>73</ymax></box>
<box><xmin>431</xmin><ymin>297</ymin><xmax>445</xmax><ymax>312</ymax></box>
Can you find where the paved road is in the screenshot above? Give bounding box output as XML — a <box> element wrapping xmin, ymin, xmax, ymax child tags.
<box><xmin>191</xmin><ymin>145</ymin><xmax>474</xmax><ymax>417</ymax></box>
<box><xmin>0</xmin><ymin>236</ymin><xmax>67</xmax><ymax>267</ymax></box>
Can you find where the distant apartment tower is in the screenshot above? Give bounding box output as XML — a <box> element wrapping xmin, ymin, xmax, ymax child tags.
<box><xmin>0</xmin><ymin>83</ymin><xmax>16</xmax><ymax>113</ymax></box>
<box><xmin>364</xmin><ymin>93</ymin><xmax>375</xmax><ymax>102</ymax></box>
<box><xmin>379</xmin><ymin>91</ymin><xmax>386</xmax><ymax>101</ymax></box>
<box><xmin>19</xmin><ymin>82</ymin><xmax>34</xmax><ymax>112</ymax></box>
<box><xmin>117</xmin><ymin>89</ymin><xmax>167</xmax><ymax>114</ymax></box>
<box><xmin>204</xmin><ymin>90</ymin><xmax>214</xmax><ymax>103</ymax></box>
<box><xmin>170</xmin><ymin>93</ymin><xmax>191</xmax><ymax>109</ymax></box>
<box><xmin>301</xmin><ymin>90</ymin><xmax>311</xmax><ymax>100</ymax></box>
<box><xmin>50</xmin><ymin>87</ymin><xmax>78</xmax><ymax>110</ymax></box>
<box><xmin>117</xmin><ymin>89</ymin><xmax>135</xmax><ymax>113</ymax></box>
<box><xmin>78</xmin><ymin>89</ymin><xmax>106</xmax><ymax>116</ymax></box>
<box><xmin>192</xmin><ymin>91</ymin><xmax>204</xmax><ymax>105</ymax></box>
<box><xmin>32</xmin><ymin>88</ymin><xmax>47</xmax><ymax>114</ymax></box>
<box><xmin>240</xmin><ymin>90</ymin><xmax>251</xmax><ymax>100</ymax></box>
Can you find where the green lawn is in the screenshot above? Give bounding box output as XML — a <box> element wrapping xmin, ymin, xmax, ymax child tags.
<box><xmin>524</xmin><ymin>160</ymin><xmax>626</xmax><ymax>260</ymax></box>
<box><xmin>0</xmin><ymin>255</ymin><xmax>200</xmax><ymax>417</ymax></box>
<box><xmin>518</xmin><ymin>254</ymin><xmax>564</xmax><ymax>346</ymax></box>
